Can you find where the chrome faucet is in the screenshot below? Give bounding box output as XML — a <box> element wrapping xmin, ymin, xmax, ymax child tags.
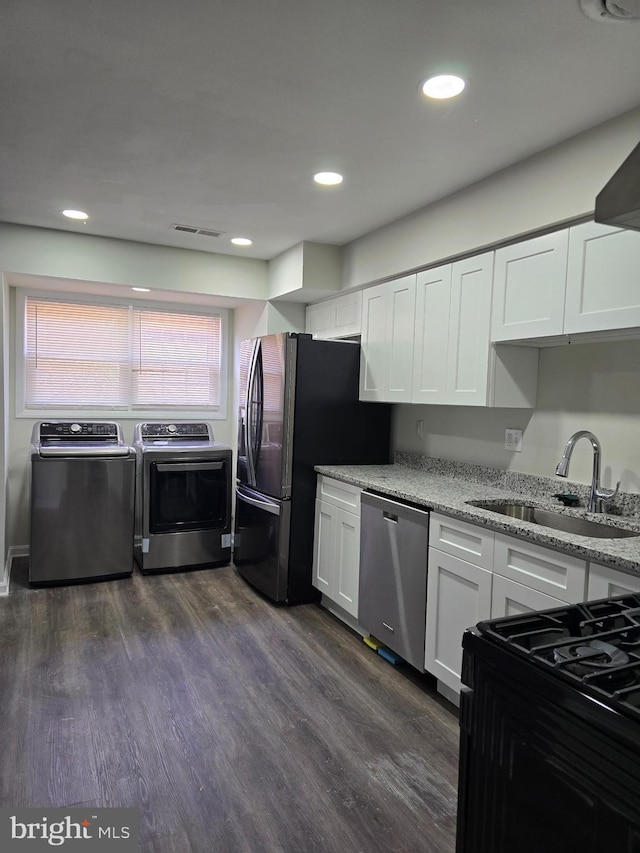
<box><xmin>555</xmin><ymin>430</ymin><xmax>619</xmax><ymax>513</ymax></box>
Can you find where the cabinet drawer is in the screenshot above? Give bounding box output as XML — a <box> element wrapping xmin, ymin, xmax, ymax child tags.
<box><xmin>494</xmin><ymin>533</ymin><xmax>586</xmax><ymax>602</ymax></box>
<box><xmin>587</xmin><ymin>563</ymin><xmax>640</xmax><ymax>601</ymax></box>
<box><xmin>429</xmin><ymin>513</ymin><xmax>495</xmax><ymax>570</ymax></box>
<box><xmin>491</xmin><ymin>574</ymin><xmax>566</xmax><ymax>620</ymax></box>
<box><xmin>316</xmin><ymin>475</ymin><xmax>361</xmax><ymax>513</ymax></box>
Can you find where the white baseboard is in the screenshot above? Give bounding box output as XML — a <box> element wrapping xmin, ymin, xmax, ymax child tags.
<box><xmin>1</xmin><ymin>545</ymin><xmax>29</xmax><ymax>596</ymax></box>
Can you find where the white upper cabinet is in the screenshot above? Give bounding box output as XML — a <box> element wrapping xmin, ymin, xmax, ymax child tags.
<box><xmin>412</xmin><ymin>264</ymin><xmax>451</xmax><ymax>404</ymax></box>
<box><xmin>447</xmin><ymin>253</ymin><xmax>495</xmax><ymax>406</ymax></box>
<box><xmin>305</xmin><ymin>302</ymin><xmax>333</xmax><ymax>337</ymax></box>
<box><xmin>490</xmin><ymin>221</ymin><xmax>640</xmax><ymax>343</ymax></box>
<box><xmin>564</xmin><ymin>222</ymin><xmax>640</xmax><ymax>335</ymax></box>
<box><xmin>305</xmin><ymin>290</ymin><xmax>362</xmax><ymax>339</ymax></box>
<box><xmin>491</xmin><ymin>231</ymin><xmax>569</xmax><ymax>341</ymax></box>
<box><xmin>359</xmin><ymin>275</ymin><xmax>416</xmax><ymax>402</ymax></box>
<box><xmin>387</xmin><ymin>275</ymin><xmax>416</xmax><ymax>401</ymax></box>
<box><xmin>359</xmin><ymin>283</ymin><xmax>388</xmax><ymax>401</ymax></box>
<box><xmin>361</xmin><ymin>256</ymin><xmax>537</xmax><ymax>407</ymax></box>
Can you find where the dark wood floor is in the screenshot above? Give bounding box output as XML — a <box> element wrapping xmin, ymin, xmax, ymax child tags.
<box><xmin>0</xmin><ymin>560</ymin><xmax>459</xmax><ymax>852</ymax></box>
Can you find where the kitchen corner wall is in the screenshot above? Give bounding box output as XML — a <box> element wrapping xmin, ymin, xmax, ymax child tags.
<box><xmin>394</xmin><ymin>340</ymin><xmax>640</xmax><ymax>495</ymax></box>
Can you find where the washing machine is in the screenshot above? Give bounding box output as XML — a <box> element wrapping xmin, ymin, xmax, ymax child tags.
<box><xmin>29</xmin><ymin>421</ymin><xmax>135</xmax><ymax>584</ymax></box>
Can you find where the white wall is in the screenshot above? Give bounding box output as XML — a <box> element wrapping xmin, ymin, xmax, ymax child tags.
<box><xmin>342</xmin><ymin>106</ymin><xmax>640</xmax><ymax>288</ymax></box>
<box><xmin>0</xmin><ymin>223</ymin><xmax>268</xmax><ymax>300</ymax></box>
<box><xmin>268</xmin><ymin>241</ymin><xmax>342</xmax><ymax>301</ymax></box>
<box><xmin>394</xmin><ymin>340</ymin><xmax>640</xmax><ymax>494</ymax></box>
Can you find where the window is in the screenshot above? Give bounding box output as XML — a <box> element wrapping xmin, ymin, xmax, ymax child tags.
<box><xmin>17</xmin><ymin>292</ymin><xmax>228</xmax><ymax>417</ymax></box>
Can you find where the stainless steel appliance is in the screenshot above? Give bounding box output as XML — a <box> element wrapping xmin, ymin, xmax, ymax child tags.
<box><xmin>29</xmin><ymin>420</ymin><xmax>135</xmax><ymax>584</ymax></box>
<box><xmin>359</xmin><ymin>491</ymin><xmax>429</xmax><ymax>670</ymax></box>
<box><xmin>456</xmin><ymin>595</ymin><xmax>640</xmax><ymax>852</ymax></box>
<box><xmin>595</xmin><ymin>139</ymin><xmax>640</xmax><ymax>232</ymax></box>
<box><xmin>234</xmin><ymin>333</ymin><xmax>392</xmax><ymax>604</ymax></box>
<box><xmin>134</xmin><ymin>422</ymin><xmax>232</xmax><ymax>573</ymax></box>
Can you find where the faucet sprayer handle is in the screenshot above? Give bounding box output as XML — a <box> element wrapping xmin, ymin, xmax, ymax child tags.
<box><xmin>595</xmin><ymin>481</ymin><xmax>620</xmax><ymax>504</ymax></box>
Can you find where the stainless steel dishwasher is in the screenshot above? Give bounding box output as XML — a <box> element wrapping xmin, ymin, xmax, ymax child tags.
<box><xmin>359</xmin><ymin>491</ymin><xmax>429</xmax><ymax>670</ymax></box>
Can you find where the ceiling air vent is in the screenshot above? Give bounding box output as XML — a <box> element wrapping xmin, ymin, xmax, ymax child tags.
<box><xmin>580</xmin><ymin>0</ymin><xmax>640</xmax><ymax>22</ymax></box>
<box><xmin>171</xmin><ymin>224</ymin><xmax>226</xmax><ymax>238</ymax></box>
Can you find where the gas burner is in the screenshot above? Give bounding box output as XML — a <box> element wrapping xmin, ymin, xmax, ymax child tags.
<box><xmin>553</xmin><ymin>639</ymin><xmax>630</xmax><ymax>670</ymax></box>
<box><xmin>552</xmin><ymin>639</ymin><xmax>637</xmax><ymax>690</ymax></box>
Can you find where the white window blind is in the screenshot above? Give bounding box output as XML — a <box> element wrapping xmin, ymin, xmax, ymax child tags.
<box><xmin>22</xmin><ymin>295</ymin><xmax>226</xmax><ymax>413</ymax></box>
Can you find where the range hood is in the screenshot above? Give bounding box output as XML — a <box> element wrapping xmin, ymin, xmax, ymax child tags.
<box><xmin>594</xmin><ymin>141</ymin><xmax>640</xmax><ymax>232</ymax></box>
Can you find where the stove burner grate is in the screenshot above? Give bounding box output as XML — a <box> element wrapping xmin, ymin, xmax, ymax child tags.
<box><xmin>478</xmin><ymin>592</ymin><xmax>640</xmax><ymax>718</ymax></box>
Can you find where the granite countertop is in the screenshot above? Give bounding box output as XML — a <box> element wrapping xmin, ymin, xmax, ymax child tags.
<box><xmin>315</xmin><ymin>453</ymin><xmax>640</xmax><ymax>578</ymax></box>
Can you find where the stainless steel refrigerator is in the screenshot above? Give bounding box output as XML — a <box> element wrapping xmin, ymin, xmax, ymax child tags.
<box><xmin>234</xmin><ymin>333</ymin><xmax>392</xmax><ymax>604</ymax></box>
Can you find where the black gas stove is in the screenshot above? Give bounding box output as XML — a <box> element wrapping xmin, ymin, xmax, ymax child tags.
<box><xmin>456</xmin><ymin>595</ymin><xmax>640</xmax><ymax>853</ymax></box>
<box><xmin>475</xmin><ymin>594</ymin><xmax>640</xmax><ymax>721</ymax></box>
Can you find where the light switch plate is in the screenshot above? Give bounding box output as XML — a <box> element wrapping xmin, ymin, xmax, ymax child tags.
<box><xmin>505</xmin><ymin>428</ymin><xmax>523</xmax><ymax>452</ymax></box>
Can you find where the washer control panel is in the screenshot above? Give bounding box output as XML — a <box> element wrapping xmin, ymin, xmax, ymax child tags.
<box><xmin>39</xmin><ymin>421</ymin><xmax>120</xmax><ymax>440</ymax></box>
<box><xmin>139</xmin><ymin>423</ymin><xmax>211</xmax><ymax>441</ymax></box>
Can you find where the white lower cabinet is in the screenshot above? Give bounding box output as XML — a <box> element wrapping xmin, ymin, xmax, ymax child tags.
<box><xmin>312</xmin><ymin>476</ymin><xmax>362</xmax><ymax>618</ymax></box>
<box><xmin>425</xmin><ymin>513</ymin><xmax>591</xmax><ymax>701</ymax></box>
<box><xmin>587</xmin><ymin>562</ymin><xmax>640</xmax><ymax>600</ymax></box>
<box><xmin>425</xmin><ymin>546</ymin><xmax>492</xmax><ymax>695</ymax></box>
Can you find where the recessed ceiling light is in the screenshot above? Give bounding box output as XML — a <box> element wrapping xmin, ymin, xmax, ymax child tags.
<box><xmin>421</xmin><ymin>75</ymin><xmax>466</xmax><ymax>100</ymax></box>
<box><xmin>132</xmin><ymin>287</ymin><xmax>150</xmax><ymax>292</ymax></box>
<box><xmin>314</xmin><ymin>172</ymin><xmax>343</xmax><ymax>186</ymax></box>
<box><xmin>231</xmin><ymin>237</ymin><xmax>252</xmax><ymax>246</ymax></box>
<box><xmin>62</xmin><ymin>208</ymin><xmax>89</xmax><ymax>220</ymax></box>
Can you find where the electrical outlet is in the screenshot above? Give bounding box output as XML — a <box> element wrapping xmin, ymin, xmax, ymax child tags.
<box><xmin>505</xmin><ymin>428</ymin><xmax>523</xmax><ymax>452</ymax></box>
<box><xmin>416</xmin><ymin>419</ymin><xmax>424</xmax><ymax>440</ymax></box>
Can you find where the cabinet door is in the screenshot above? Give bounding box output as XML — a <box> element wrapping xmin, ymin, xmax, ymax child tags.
<box><xmin>334</xmin><ymin>509</ymin><xmax>360</xmax><ymax>617</ymax></box>
<box><xmin>359</xmin><ymin>283</ymin><xmax>388</xmax><ymax>401</ymax></box>
<box><xmin>565</xmin><ymin>221</ymin><xmax>640</xmax><ymax>334</ymax></box>
<box><xmin>305</xmin><ymin>302</ymin><xmax>332</xmax><ymax>337</ymax></box>
<box><xmin>425</xmin><ymin>548</ymin><xmax>492</xmax><ymax>694</ymax></box>
<box><xmin>587</xmin><ymin>562</ymin><xmax>640</xmax><ymax>600</ymax></box>
<box><xmin>446</xmin><ymin>252</ymin><xmax>494</xmax><ymax>406</ymax></box>
<box><xmin>491</xmin><ymin>231</ymin><xmax>568</xmax><ymax>341</ymax></box>
<box><xmin>412</xmin><ymin>264</ymin><xmax>451</xmax><ymax>403</ymax></box>
<box><xmin>491</xmin><ymin>573</ymin><xmax>565</xmax><ymax>620</ymax></box>
<box><xmin>386</xmin><ymin>274</ymin><xmax>416</xmax><ymax>402</ymax></box>
<box><xmin>331</xmin><ymin>291</ymin><xmax>362</xmax><ymax>338</ymax></box>
<box><xmin>312</xmin><ymin>499</ymin><xmax>336</xmax><ymax>597</ymax></box>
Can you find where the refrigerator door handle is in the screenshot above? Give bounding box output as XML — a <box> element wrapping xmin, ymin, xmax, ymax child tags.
<box><xmin>236</xmin><ymin>488</ymin><xmax>281</xmax><ymax>516</ymax></box>
<box><xmin>245</xmin><ymin>339</ymin><xmax>260</xmax><ymax>486</ymax></box>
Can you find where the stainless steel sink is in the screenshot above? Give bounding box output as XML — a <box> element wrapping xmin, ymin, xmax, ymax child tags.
<box><xmin>467</xmin><ymin>501</ymin><xmax>640</xmax><ymax>539</ymax></box>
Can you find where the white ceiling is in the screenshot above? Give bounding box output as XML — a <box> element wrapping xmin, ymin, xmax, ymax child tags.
<box><xmin>2</xmin><ymin>0</ymin><xmax>640</xmax><ymax>262</ymax></box>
